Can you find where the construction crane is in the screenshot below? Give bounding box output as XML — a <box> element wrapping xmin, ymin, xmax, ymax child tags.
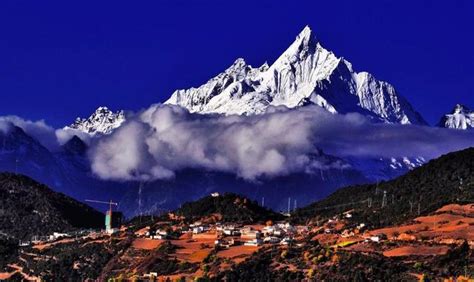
<box><xmin>85</xmin><ymin>199</ymin><xmax>118</xmax><ymax>213</ymax></box>
<box><xmin>85</xmin><ymin>199</ymin><xmax>122</xmax><ymax>233</ymax></box>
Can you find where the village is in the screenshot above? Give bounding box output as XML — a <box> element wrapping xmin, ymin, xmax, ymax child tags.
<box><xmin>3</xmin><ymin>190</ymin><xmax>473</xmax><ymax>281</ymax></box>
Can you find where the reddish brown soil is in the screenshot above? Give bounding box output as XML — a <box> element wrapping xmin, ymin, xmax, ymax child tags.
<box><xmin>369</xmin><ymin>203</ymin><xmax>474</xmax><ymax>243</ymax></box>
<box><xmin>33</xmin><ymin>238</ymin><xmax>75</xmax><ymax>250</ymax></box>
<box><xmin>131</xmin><ymin>238</ymin><xmax>163</xmax><ymax>250</ymax></box>
<box><xmin>217</xmin><ymin>245</ymin><xmax>260</xmax><ymax>264</ymax></box>
<box><xmin>436</xmin><ymin>204</ymin><xmax>474</xmax><ymax>215</ymax></box>
<box><xmin>0</xmin><ymin>272</ymin><xmax>13</xmax><ymax>280</ymax></box>
<box><xmin>171</xmin><ymin>238</ymin><xmax>215</xmax><ymax>263</ymax></box>
<box><xmin>343</xmin><ymin>242</ymin><xmax>378</xmax><ymax>253</ymax></box>
<box><xmin>246</xmin><ymin>224</ymin><xmax>265</xmax><ymax>231</ymax></box>
<box><xmin>312</xmin><ymin>233</ymin><xmax>339</xmax><ymax>245</ymax></box>
<box><xmin>383</xmin><ymin>245</ymin><xmax>449</xmax><ymax>257</ymax></box>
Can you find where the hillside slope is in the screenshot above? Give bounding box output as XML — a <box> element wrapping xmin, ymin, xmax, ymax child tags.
<box><xmin>292</xmin><ymin>147</ymin><xmax>474</xmax><ymax>227</ymax></box>
<box><xmin>0</xmin><ymin>173</ymin><xmax>103</xmax><ymax>240</ymax></box>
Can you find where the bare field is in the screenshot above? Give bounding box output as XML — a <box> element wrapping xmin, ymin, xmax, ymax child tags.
<box><xmin>312</xmin><ymin>233</ymin><xmax>340</xmax><ymax>245</ymax></box>
<box><xmin>370</xmin><ymin>203</ymin><xmax>474</xmax><ymax>243</ymax></box>
<box><xmin>171</xmin><ymin>237</ymin><xmax>215</xmax><ymax>263</ymax></box>
<box><xmin>436</xmin><ymin>204</ymin><xmax>474</xmax><ymax>215</ymax></box>
<box><xmin>0</xmin><ymin>272</ymin><xmax>13</xmax><ymax>280</ymax></box>
<box><xmin>131</xmin><ymin>238</ymin><xmax>163</xmax><ymax>250</ymax></box>
<box><xmin>383</xmin><ymin>245</ymin><xmax>449</xmax><ymax>257</ymax></box>
<box><xmin>217</xmin><ymin>245</ymin><xmax>260</xmax><ymax>264</ymax></box>
<box><xmin>33</xmin><ymin>238</ymin><xmax>75</xmax><ymax>250</ymax></box>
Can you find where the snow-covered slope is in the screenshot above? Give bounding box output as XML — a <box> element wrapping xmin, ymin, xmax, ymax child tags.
<box><xmin>166</xmin><ymin>26</ymin><xmax>426</xmax><ymax>125</ymax></box>
<box><xmin>64</xmin><ymin>106</ymin><xmax>125</xmax><ymax>135</ymax></box>
<box><xmin>438</xmin><ymin>104</ymin><xmax>473</xmax><ymax>130</ymax></box>
<box><xmin>346</xmin><ymin>156</ymin><xmax>425</xmax><ymax>181</ymax></box>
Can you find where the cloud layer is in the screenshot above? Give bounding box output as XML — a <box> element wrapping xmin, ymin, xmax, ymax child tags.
<box><xmin>90</xmin><ymin>105</ymin><xmax>322</xmax><ymax>181</ymax></box>
<box><xmin>0</xmin><ymin>116</ymin><xmax>59</xmax><ymax>150</ymax></box>
<box><xmin>0</xmin><ymin>116</ymin><xmax>94</xmax><ymax>150</ymax></box>
<box><xmin>88</xmin><ymin>105</ymin><xmax>474</xmax><ymax>181</ymax></box>
<box><xmin>2</xmin><ymin>106</ymin><xmax>473</xmax><ymax>182</ymax></box>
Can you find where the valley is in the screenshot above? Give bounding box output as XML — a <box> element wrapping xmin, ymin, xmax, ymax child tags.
<box><xmin>0</xmin><ymin>15</ymin><xmax>472</xmax><ymax>281</ymax></box>
<box><xmin>0</xmin><ymin>148</ymin><xmax>473</xmax><ymax>280</ymax></box>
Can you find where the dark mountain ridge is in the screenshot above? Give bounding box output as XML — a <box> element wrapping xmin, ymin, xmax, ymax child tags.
<box><xmin>0</xmin><ymin>173</ymin><xmax>103</xmax><ymax>240</ymax></box>
<box><xmin>292</xmin><ymin>147</ymin><xmax>474</xmax><ymax>228</ymax></box>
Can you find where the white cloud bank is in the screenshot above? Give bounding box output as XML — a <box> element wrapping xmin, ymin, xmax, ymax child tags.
<box><xmin>88</xmin><ymin>105</ymin><xmax>474</xmax><ymax>181</ymax></box>
<box><xmin>0</xmin><ymin>116</ymin><xmax>59</xmax><ymax>149</ymax></box>
<box><xmin>0</xmin><ymin>116</ymin><xmax>94</xmax><ymax>150</ymax></box>
<box><xmin>1</xmin><ymin>106</ymin><xmax>473</xmax><ymax>182</ymax></box>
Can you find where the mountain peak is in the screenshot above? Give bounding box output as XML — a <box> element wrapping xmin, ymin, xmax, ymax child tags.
<box><xmin>95</xmin><ymin>106</ymin><xmax>111</xmax><ymax>113</ymax></box>
<box><xmin>438</xmin><ymin>103</ymin><xmax>473</xmax><ymax>130</ymax></box>
<box><xmin>165</xmin><ymin>25</ymin><xmax>426</xmax><ymax>125</ymax></box>
<box><xmin>224</xmin><ymin>58</ymin><xmax>249</xmax><ymax>75</ymax></box>
<box><xmin>61</xmin><ymin>135</ymin><xmax>87</xmax><ymax>155</ymax></box>
<box><xmin>65</xmin><ymin>106</ymin><xmax>126</xmax><ymax>135</ymax></box>
<box><xmin>275</xmin><ymin>25</ymin><xmax>319</xmax><ymax>65</ymax></box>
<box><xmin>297</xmin><ymin>25</ymin><xmax>314</xmax><ymax>43</ymax></box>
<box><xmin>231</xmin><ymin>58</ymin><xmax>247</xmax><ymax>67</ymax></box>
<box><xmin>293</xmin><ymin>25</ymin><xmax>311</xmax><ymax>39</ymax></box>
<box><xmin>452</xmin><ymin>104</ymin><xmax>470</xmax><ymax>114</ymax></box>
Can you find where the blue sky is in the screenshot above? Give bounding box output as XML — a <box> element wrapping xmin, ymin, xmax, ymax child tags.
<box><xmin>0</xmin><ymin>0</ymin><xmax>472</xmax><ymax>127</ymax></box>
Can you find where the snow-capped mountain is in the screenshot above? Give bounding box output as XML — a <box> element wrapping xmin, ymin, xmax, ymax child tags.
<box><xmin>438</xmin><ymin>104</ymin><xmax>473</xmax><ymax>130</ymax></box>
<box><xmin>65</xmin><ymin>106</ymin><xmax>126</xmax><ymax>135</ymax></box>
<box><xmin>166</xmin><ymin>26</ymin><xmax>427</xmax><ymax>125</ymax></box>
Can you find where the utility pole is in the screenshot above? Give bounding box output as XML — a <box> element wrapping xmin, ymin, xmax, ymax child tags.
<box><xmin>381</xmin><ymin>191</ymin><xmax>387</xmax><ymax>208</ymax></box>
<box><xmin>294</xmin><ymin>199</ymin><xmax>297</xmax><ymax>211</ymax></box>
<box><xmin>287</xmin><ymin>197</ymin><xmax>291</xmax><ymax>215</ymax></box>
<box><xmin>368</xmin><ymin>197</ymin><xmax>372</xmax><ymax>208</ymax></box>
<box><xmin>138</xmin><ymin>182</ymin><xmax>143</xmax><ymax>223</ymax></box>
<box><xmin>261</xmin><ymin>197</ymin><xmax>265</xmax><ymax>207</ymax></box>
<box><xmin>409</xmin><ymin>201</ymin><xmax>413</xmax><ymax>213</ymax></box>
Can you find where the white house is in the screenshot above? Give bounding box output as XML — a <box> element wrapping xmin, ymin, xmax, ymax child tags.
<box><xmin>280</xmin><ymin>237</ymin><xmax>294</xmax><ymax>245</ymax></box>
<box><xmin>263</xmin><ymin>236</ymin><xmax>280</xmax><ymax>244</ymax></box>
<box><xmin>370</xmin><ymin>236</ymin><xmax>380</xmax><ymax>243</ymax></box>
<box><xmin>193</xmin><ymin>226</ymin><xmax>205</xmax><ymax>234</ymax></box>
<box><xmin>244</xmin><ymin>238</ymin><xmax>263</xmax><ymax>246</ymax></box>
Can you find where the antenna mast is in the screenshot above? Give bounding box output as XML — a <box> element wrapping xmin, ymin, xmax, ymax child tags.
<box><xmin>381</xmin><ymin>191</ymin><xmax>387</xmax><ymax>208</ymax></box>
<box><xmin>287</xmin><ymin>197</ymin><xmax>291</xmax><ymax>215</ymax></box>
<box><xmin>138</xmin><ymin>182</ymin><xmax>143</xmax><ymax>217</ymax></box>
